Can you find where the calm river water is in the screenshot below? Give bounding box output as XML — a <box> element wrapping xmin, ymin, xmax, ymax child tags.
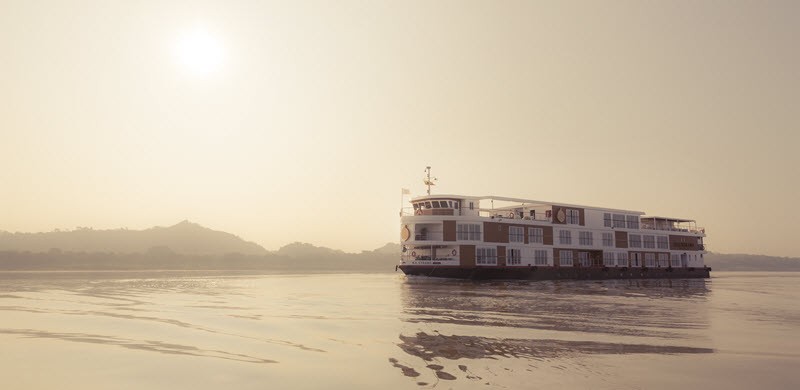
<box><xmin>1</xmin><ymin>271</ymin><xmax>798</xmax><ymax>389</ymax></box>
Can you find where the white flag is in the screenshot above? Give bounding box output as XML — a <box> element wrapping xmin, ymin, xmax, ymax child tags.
<box><xmin>401</xmin><ymin>188</ymin><xmax>411</xmax><ymax>195</ymax></box>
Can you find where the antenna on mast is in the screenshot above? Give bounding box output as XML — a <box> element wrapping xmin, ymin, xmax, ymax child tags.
<box><xmin>423</xmin><ymin>166</ymin><xmax>437</xmax><ymax>195</ymax></box>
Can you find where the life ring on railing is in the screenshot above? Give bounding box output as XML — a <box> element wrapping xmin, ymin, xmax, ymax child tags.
<box><xmin>451</xmin><ymin>249</ymin><xmax>457</xmax><ymax>256</ymax></box>
<box><xmin>411</xmin><ymin>251</ymin><xmax>417</xmax><ymax>257</ymax></box>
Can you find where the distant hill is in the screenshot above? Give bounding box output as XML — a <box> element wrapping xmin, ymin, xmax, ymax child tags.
<box><xmin>0</xmin><ymin>221</ymin><xmax>267</xmax><ymax>256</ymax></box>
<box><xmin>0</xmin><ymin>222</ymin><xmax>400</xmax><ymax>272</ymax></box>
<box><xmin>369</xmin><ymin>242</ymin><xmax>402</xmax><ymax>255</ymax></box>
<box><xmin>277</xmin><ymin>242</ymin><xmax>347</xmax><ymax>258</ymax></box>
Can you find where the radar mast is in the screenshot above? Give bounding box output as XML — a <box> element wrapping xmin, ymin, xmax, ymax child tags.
<box><xmin>423</xmin><ymin>166</ymin><xmax>437</xmax><ymax>195</ymax></box>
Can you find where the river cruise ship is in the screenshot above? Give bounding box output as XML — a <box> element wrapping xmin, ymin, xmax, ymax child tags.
<box><xmin>399</xmin><ymin>175</ymin><xmax>710</xmax><ymax>280</ymax></box>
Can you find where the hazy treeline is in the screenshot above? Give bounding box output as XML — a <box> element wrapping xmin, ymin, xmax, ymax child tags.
<box><xmin>0</xmin><ymin>246</ymin><xmax>399</xmax><ymax>272</ymax></box>
<box><xmin>0</xmin><ymin>222</ymin><xmax>400</xmax><ymax>272</ymax></box>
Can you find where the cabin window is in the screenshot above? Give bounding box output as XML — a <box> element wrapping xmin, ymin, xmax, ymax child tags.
<box><xmin>617</xmin><ymin>252</ymin><xmax>628</xmax><ymax>267</ymax></box>
<box><xmin>424</xmin><ymin>202</ymin><xmax>432</xmax><ymax>209</ymax></box>
<box><xmin>432</xmin><ymin>201</ymin><xmax>441</xmax><ymax>208</ymax></box>
<box><xmin>658</xmin><ymin>253</ymin><xmax>669</xmax><ymax>267</ymax></box>
<box><xmin>603</xmin><ymin>252</ymin><xmax>615</xmax><ymax>266</ymax></box>
<box><xmin>476</xmin><ymin>247</ymin><xmax>497</xmax><ymax>265</ymax></box>
<box><xmin>602</xmin><ymin>233</ymin><xmax>613</xmax><ymax>247</ymax></box>
<box><xmin>457</xmin><ymin>224</ymin><xmax>481</xmax><ymax>241</ymax></box>
<box><xmin>509</xmin><ymin>226</ymin><xmax>524</xmax><ymax>243</ymax></box>
<box><xmin>454</xmin><ymin>201</ymin><xmax>459</xmax><ymax>210</ymax></box>
<box><xmin>626</xmin><ymin>215</ymin><xmax>640</xmax><ymax>229</ymax></box>
<box><xmin>528</xmin><ymin>228</ymin><xmax>544</xmax><ymax>244</ymax></box>
<box><xmin>559</xmin><ymin>250</ymin><xmax>573</xmax><ymax>266</ymax></box>
<box><xmin>578</xmin><ymin>252</ymin><xmax>590</xmax><ymax>267</ymax></box>
<box><xmin>507</xmin><ymin>249</ymin><xmax>522</xmax><ymax>265</ymax></box>
<box><xmin>603</xmin><ymin>213</ymin><xmax>612</xmax><ymax>227</ymax></box>
<box><xmin>629</xmin><ymin>234</ymin><xmax>642</xmax><ymax>248</ymax></box>
<box><xmin>645</xmin><ymin>253</ymin><xmax>656</xmax><ymax>267</ymax></box>
<box><xmin>534</xmin><ymin>250</ymin><xmax>548</xmax><ymax>265</ymax></box>
<box><xmin>469</xmin><ymin>202</ymin><xmax>474</xmax><ymax>210</ymax></box>
<box><xmin>566</xmin><ymin>209</ymin><xmax>580</xmax><ymax>225</ymax></box>
<box><xmin>631</xmin><ymin>253</ymin><xmax>641</xmax><ymax>267</ymax></box>
<box><xmin>657</xmin><ymin>236</ymin><xmax>669</xmax><ymax>249</ymax></box>
<box><xmin>643</xmin><ymin>235</ymin><xmax>655</xmax><ymax>249</ymax></box>
<box><xmin>558</xmin><ymin>230</ymin><xmax>572</xmax><ymax>245</ymax></box>
<box><xmin>579</xmin><ymin>231</ymin><xmax>593</xmax><ymax>246</ymax></box>
<box><xmin>612</xmin><ymin>214</ymin><xmax>626</xmax><ymax>228</ymax></box>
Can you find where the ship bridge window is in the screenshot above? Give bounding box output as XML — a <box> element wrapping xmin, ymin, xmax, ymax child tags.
<box><xmin>424</xmin><ymin>202</ymin><xmax>432</xmax><ymax>209</ymax></box>
<box><xmin>432</xmin><ymin>201</ymin><xmax>441</xmax><ymax>208</ymax></box>
<box><xmin>454</xmin><ymin>201</ymin><xmax>459</xmax><ymax>209</ymax></box>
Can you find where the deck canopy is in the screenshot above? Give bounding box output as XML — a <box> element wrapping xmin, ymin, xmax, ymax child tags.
<box><xmin>640</xmin><ymin>216</ymin><xmax>700</xmax><ymax>232</ymax></box>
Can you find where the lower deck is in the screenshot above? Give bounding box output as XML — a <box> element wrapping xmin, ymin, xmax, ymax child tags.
<box><xmin>399</xmin><ymin>264</ymin><xmax>711</xmax><ymax>280</ymax></box>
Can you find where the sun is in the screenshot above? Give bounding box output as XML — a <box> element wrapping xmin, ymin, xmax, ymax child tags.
<box><xmin>173</xmin><ymin>27</ymin><xmax>225</xmax><ymax>77</ymax></box>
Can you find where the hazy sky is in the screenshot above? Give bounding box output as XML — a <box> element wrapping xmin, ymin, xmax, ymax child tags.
<box><xmin>1</xmin><ymin>1</ymin><xmax>798</xmax><ymax>256</ymax></box>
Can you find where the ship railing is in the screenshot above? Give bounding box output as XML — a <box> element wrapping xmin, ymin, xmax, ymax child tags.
<box><xmin>639</xmin><ymin>224</ymin><xmax>706</xmax><ymax>234</ymax></box>
<box><xmin>400</xmin><ymin>207</ymin><xmax>463</xmax><ymax>217</ymax></box>
<box><xmin>479</xmin><ymin>210</ymin><xmax>552</xmax><ymax>222</ymax></box>
<box><xmin>410</xmin><ymin>233</ymin><xmax>445</xmax><ymax>242</ymax></box>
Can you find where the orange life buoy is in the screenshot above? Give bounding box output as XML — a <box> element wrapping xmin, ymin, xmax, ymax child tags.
<box><xmin>411</xmin><ymin>251</ymin><xmax>417</xmax><ymax>257</ymax></box>
<box><xmin>451</xmin><ymin>249</ymin><xmax>457</xmax><ymax>256</ymax></box>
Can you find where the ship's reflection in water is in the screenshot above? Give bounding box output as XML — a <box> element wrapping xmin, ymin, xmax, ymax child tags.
<box><xmin>393</xmin><ymin>277</ymin><xmax>713</xmax><ymax>385</ymax></box>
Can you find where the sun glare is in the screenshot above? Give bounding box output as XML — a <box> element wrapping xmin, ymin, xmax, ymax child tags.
<box><xmin>173</xmin><ymin>27</ymin><xmax>224</xmax><ymax>77</ymax></box>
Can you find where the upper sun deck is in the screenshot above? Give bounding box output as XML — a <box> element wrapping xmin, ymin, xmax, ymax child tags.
<box><xmin>404</xmin><ymin>194</ymin><xmax>643</xmax><ymax>219</ymax></box>
<box><xmin>640</xmin><ymin>216</ymin><xmax>705</xmax><ymax>234</ymax></box>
